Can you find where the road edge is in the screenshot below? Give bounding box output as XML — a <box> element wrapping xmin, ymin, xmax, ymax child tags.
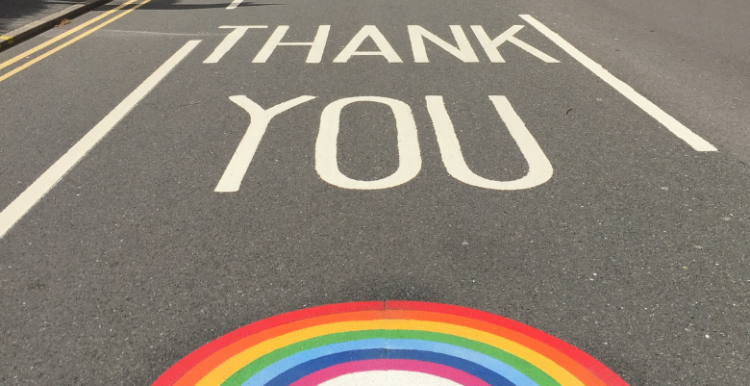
<box><xmin>0</xmin><ymin>0</ymin><xmax>114</xmax><ymax>52</ymax></box>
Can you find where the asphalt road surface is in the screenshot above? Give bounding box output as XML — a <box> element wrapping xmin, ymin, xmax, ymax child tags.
<box><xmin>1</xmin><ymin>0</ymin><xmax>748</xmax><ymax>385</ymax></box>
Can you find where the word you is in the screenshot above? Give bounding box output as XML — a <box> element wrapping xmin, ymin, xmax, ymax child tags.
<box><xmin>204</xmin><ymin>25</ymin><xmax>560</xmax><ymax>64</ymax></box>
<box><xmin>215</xmin><ymin>95</ymin><xmax>553</xmax><ymax>193</ymax></box>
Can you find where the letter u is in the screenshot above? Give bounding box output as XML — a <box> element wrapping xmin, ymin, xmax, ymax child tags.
<box><xmin>426</xmin><ymin>95</ymin><xmax>553</xmax><ymax>190</ymax></box>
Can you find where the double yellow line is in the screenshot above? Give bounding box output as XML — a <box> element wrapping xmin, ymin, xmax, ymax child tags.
<box><xmin>0</xmin><ymin>0</ymin><xmax>152</xmax><ymax>83</ymax></box>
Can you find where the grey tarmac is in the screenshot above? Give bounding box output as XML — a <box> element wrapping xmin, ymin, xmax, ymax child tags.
<box><xmin>0</xmin><ymin>1</ymin><xmax>748</xmax><ymax>385</ymax></box>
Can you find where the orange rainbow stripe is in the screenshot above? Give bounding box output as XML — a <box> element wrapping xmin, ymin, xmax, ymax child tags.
<box><xmin>151</xmin><ymin>301</ymin><xmax>628</xmax><ymax>386</ymax></box>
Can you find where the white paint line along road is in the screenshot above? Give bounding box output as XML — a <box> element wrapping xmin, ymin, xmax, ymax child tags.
<box><xmin>0</xmin><ymin>40</ymin><xmax>202</xmax><ymax>240</ymax></box>
<box><xmin>519</xmin><ymin>14</ymin><xmax>718</xmax><ymax>152</ymax></box>
<box><xmin>227</xmin><ymin>0</ymin><xmax>243</xmax><ymax>10</ymax></box>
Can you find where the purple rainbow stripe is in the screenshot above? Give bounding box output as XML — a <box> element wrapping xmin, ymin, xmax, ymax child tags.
<box><xmin>151</xmin><ymin>301</ymin><xmax>630</xmax><ymax>386</ymax></box>
<box><xmin>289</xmin><ymin>359</ymin><xmax>491</xmax><ymax>386</ymax></box>
<box><xmin>241</xmin><ymin>338</ymin><xmax>534</xmax><ymax>386</ymax></box>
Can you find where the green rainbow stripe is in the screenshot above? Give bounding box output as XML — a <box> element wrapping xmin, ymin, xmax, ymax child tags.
<box><xmin>223</xmin><ymin>330</ymin><xmax>559</xmax><ymax>386</ymax></box>
<box><xmin>151</xmin><ymin>301</ymin><xmax>629</xmax><ymax>386</ymax></box>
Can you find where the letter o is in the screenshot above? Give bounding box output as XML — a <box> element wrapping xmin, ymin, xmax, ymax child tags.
<box><xmin>316</xmin><ymin>96</ymin><xmax>422</xmax><ymax>190</ymax></box>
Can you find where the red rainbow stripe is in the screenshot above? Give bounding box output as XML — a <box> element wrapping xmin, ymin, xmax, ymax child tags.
<box><xmin>151</xmin><ymin>301</ymin><xmax>628</xmax><ymax>386</ymax></box>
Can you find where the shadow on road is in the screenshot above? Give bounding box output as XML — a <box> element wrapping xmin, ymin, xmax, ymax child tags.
<box><xmin>0</xmin><ymin>0</ymin><xmax>279</xmax><ymax>34</ymax></box>
<box><xmin>101</xmin><ymin>0</ymin><xmax>280</xmax><ymax>11</ymax></box>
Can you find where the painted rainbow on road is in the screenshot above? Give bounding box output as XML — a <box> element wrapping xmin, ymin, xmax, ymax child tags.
<box><xmin>152</xmin><ymin>301</ymin><xmax>628</xmax><ymax>386</ymax></box>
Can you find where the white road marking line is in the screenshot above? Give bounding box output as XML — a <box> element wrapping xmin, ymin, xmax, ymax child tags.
<box><xmin>0</xmin><ymin>40</ymin><xmax>201</xmax><ymax>240</ymax></box>
<box><xmin>101</xmin><ymin>29</ymin><xmax>222</xmax><ymax>37</ymax></box>
<box><xmin>227</xmin><ymin>0</ymin><xmax>243</xmax><ymax>10</ymax></box>
<box><xmin>520</xmin><ymin>14</ymin><xmax>718</xmax><ymax>152</ymax></box>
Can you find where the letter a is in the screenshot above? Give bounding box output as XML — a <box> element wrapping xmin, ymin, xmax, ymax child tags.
<box><xmin>333</xmin><ymin>25</ymin><xmax>403</xmax><ymax>63</ymax></box>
